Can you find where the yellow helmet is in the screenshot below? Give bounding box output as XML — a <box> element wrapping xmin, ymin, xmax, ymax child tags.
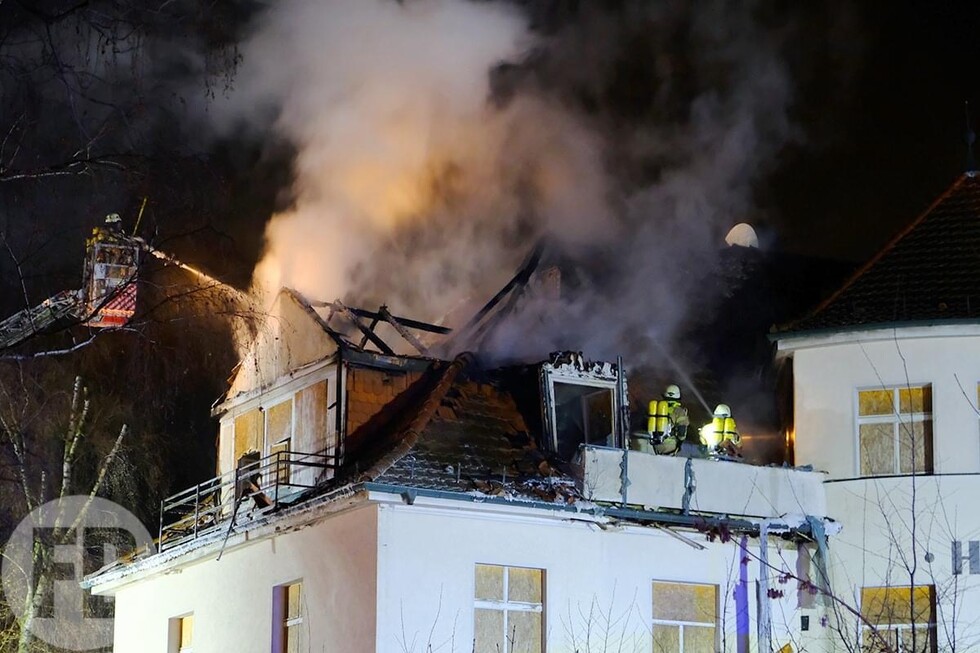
<box><xmin>664</xmin><ymin>384</ymin><xmax>681</xmax><ymax>400</ymax></box>
<box><xmin>713</xmin><ymin>404</ymin><xmax>731</xmax><ymax>418</ymax></box>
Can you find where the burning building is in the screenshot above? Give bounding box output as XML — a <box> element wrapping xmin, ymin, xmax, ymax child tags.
<box><xmin>80</xmin><ymin>171</ymin><xmax>980</xmax><ymax>652</ymax></box>
<box><xmin>83</xmin><ymin>255</ymin><xmax>838</xmax><ymax>652</ymax></box>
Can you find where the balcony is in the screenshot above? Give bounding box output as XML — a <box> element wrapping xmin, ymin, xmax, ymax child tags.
<box><xmin>158</xmin><ymin>450</ymin><xmax>336</xmax><ymax>552</ymax></box>
<box><xmin>577</xmin><ymin>445</ymin><xmax>828</xmax><ymax>519</ymax></box>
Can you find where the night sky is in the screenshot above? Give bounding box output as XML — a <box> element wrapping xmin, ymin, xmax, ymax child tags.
<box><xmin>768</xmin><ymin>2</ymin><xmax>980</xmax><ymax>262</ymax></box>
<box><xmin>0</xmin><ymin>0</ymin><xmax>976</xmax><ymax>528</ymax></box>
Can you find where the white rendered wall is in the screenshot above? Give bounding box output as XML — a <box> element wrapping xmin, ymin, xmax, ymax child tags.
<box><xmin>107</xmin><ymin>504</ymin><xmax>378</xmax><ymax>653</ymax></box>
<box><xmin>374</xmin><ymin>497</ymin><xmax>831</xmax><ymax>653</ymax></box>
<box><xmin>787</xmin><ymin>329</ymin><xmax>980</xmax><ymax>478</ymax></box>
<box><xmin>580</xmin><ymin>446</ymin><xmax>827</xmax><ymax>518</ymax></box>
<box><xmin>782</xmin><ymin>327</ymin><xmax>980</xmax><ymax>650</ymax></box>
<box><xmin>825</xmin><ymin>477</ymin><xmax>980</xmax><ymax>651</ymax></box>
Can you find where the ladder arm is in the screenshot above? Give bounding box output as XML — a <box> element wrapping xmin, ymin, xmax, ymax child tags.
<box><xmin>0</xmin><ymin>290</ymin><xmax>83</xmax><ymax>351</ymax></box>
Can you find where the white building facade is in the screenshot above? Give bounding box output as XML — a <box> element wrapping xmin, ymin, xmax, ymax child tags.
<box><xmin>774</xmin><ymin>173</ymin><xmax>980</xmax><ymax>652</ymax></box>
<box><xmin>86</xmin><ymin>289</ymin><xmax>838</xmax><ymax>653</ymax></box>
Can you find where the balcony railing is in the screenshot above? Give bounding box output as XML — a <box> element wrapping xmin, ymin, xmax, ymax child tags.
<box><xmin>158</xmin><ymin>450</ymin><xmax>335</xmax><ymax>552</ymax></box>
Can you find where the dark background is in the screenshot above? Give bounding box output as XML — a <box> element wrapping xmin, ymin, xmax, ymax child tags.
<box><xmin>0</xmin><ymin>0</ymin><xmax>978</xmax><ymax>510</ymax></box>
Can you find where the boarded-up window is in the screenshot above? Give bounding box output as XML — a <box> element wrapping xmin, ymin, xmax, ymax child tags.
<box><xmin>234</xmin><ymin>409</ymin><xmax>263</xmax><ymax>462</ymax></box>
<box><xmin>652</xmin><ymin>581</ymin><xmax>717</xmax><ymax>652</ymax></box>
<box><xmin>858</xmin><ymin>385</ymin><xmax>933</xmax><ymax>476</ymax></box>
<box><xmin>273</xmin><ymin>582</ymin><xmax>303</xmax><ymax>653</ymax></box>
<box><xmin>295</xmin><ymin>380</ymin><xmax>330</xmax><ymax>456</ymax></box>
<box><xmin>168</xmin><ymin>614</ymin><xmax>193</xmax><ymax>653</ymax></box>
<box><xmin>474</xmin><ymin>564</ymin><xmax>543</xmax><ymax>653</ymax></box>
<box><xmin>270</xmin><ymin>439</ymin><xmax>291</xmax><ymax>485</ymax></box>
<box><xmin>266</xmin><ymin>400</ymin><xmax>293</xmax><ymax>447</ymax></box>
<box><xmin>860</xmin><ymin>586</ymin><xmax>935</xmax><ymax>652</ymax></box>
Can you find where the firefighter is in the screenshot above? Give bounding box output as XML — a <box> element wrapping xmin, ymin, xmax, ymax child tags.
<box><xmin>646</xmin><ymin>384</ymin><xmax>689</xmax><ymax>455</ymax></box>
<box><xmin>700</xmin><ymin>404</ymin><xmax>741</xmax><ymax>457</ymax></box>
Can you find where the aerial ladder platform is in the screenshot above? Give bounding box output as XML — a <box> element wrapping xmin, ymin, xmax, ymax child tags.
<box><xmin>0</xmin><ymin>214</ymin><xmax>238</xmax><ymax>351</ymax></box>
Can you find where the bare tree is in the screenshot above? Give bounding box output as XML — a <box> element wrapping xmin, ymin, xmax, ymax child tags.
<box><xmin>0</xmin><ymin>375</ymin><xmax>126</xmax><ymax>652</ymax></box>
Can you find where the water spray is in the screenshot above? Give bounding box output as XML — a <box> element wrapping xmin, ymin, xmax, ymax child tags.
<box><xmin>143</xmin><ymin>245</ymin><xmax>255</xmax><ymax>307</ymax></box>
<box><xmin>649</xmin><ymin>334</ymin><xmax>712</xmax><ymax>414</ymax></box>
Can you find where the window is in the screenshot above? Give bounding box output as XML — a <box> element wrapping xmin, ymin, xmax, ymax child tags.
<box><xmin>270</xmin><ymin>438</ymin><xmax>291</xmax><ymax>485</ymax></box>
<box><xmin>860</xmin><ymin>586</ymin><xmax>935</xmax><ymax>652</ymax></box>
<box><xmin>857</xmin><ymin>385</ymin><xmax>933</xmax><ymax>475</ymax></box>
<box><xmin>268</xmin><ymin>397</ymin><xmax>293</xmax><ymax>486</ymax></box>
<box><xmin>168</xmin><ymin>614</ymin><xmax>193</xmax><ymax>653</ymax></box>
<box><xmin>474</xmin><ymin>564</ymin><xmax>544</xmax><ymax>653</ymax></box>
<box><xmin>551</xmin><ymin>382</ymin><xmax>615</xmax><ymax>459</ymax></box>
<box><xmin>266</xmin><ymin>399</ymin><xmax>293</xmax><ymax>449</ymax></box>
<box><xmin>234</xmin><ymin>408</ymin><xmax>264</xmax><ymax>462</ymax></box>
<box><xmin>273</xmin><ymin>582</ymin><xmax>303</xmax><ymax>653</ymax></box>
<box><xmin>652</xmin><ymin>581</ymin><xmax>717</xmax><ymax>652</ymax></box>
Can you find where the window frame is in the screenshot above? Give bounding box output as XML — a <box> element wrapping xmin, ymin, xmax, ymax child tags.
<box><xmin>651</xmin><ymin>580</ymin><xmax>718</xmax><ymax>653</ymax></box>
<box><xmin>858</xmin><ymin>585</ymin><xmax>937</xmax><ymax>653</ymax></box>
<box><xmin>854</xmin><ymin>383</ymin><xmax>934</xmax><ymax>476</ymax></box>
<box><xmin>473</xmin><ymin>564</ymin><xmax>545</xmax><ymax>653</ymax></box>
<box><xmin>269</xmin><ymin>437</ymin><xmax>292</xmax><ymax>486</ymax></box>
<box><xmin>550</xmin><ymin>378</ymin><xmax>617</xmax><ymax>455</ymax></box>
<box><xmin>167</xmin><ymin>613</ymin><xmax>194</xmax><ymax>653</ymax></box>
<box><xmin>264</xmin><ymin>397</ymin><xmax>295</xmax><ymax>459</ymax></box>
<box><xmin>272</xmin><ymin>581</ymin><xmax>304</xmax><ymax>653</ymax></box>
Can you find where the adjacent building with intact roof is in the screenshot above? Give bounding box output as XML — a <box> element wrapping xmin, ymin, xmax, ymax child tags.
<box><xmin>774</xmin><ymin>172</ymin><xmax>980</xmax><ymax>651</ymax></box>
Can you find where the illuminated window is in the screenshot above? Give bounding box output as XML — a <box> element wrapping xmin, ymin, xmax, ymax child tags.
<box><xmin>857</xmin><ymin>385</ymin><xmax>933</xmax><ymax>476</ymax></box>
<box><xmin>860</xmin><ymin>586</ymin><xmax>935</xmax><ymax>652</ymax></box>
<box><xmin>474</xmin><ymin>564</ymin><xmax>544</xmax><ymax>653</ymax></box>
<box><xmin>652</xmin><ymin>581</ymin><xmax>717</xmax><ymax>652</ymax></box>
<box><xmin>273</xmin><ymin>582</ymin><xmax>304</xmax><ymax>653</ymax></box>
<box><xmin>168</xmin><ymin>614</ymin><xmax>193</xmax><ymax>653</ymax></box>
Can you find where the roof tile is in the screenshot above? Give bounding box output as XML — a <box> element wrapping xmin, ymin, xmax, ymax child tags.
<box><xmin>786</xmin><ymin>174</ymin><xmax>980</xmax><ymax>333</ymax></box>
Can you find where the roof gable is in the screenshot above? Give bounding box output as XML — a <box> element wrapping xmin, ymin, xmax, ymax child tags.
<box><xmin>784</xmin><ymin>174</ymin><xmax>980</xmax><ymax>334</ymax></box>
<box><xmin>227</xmin><ymin>289</ymin><xmax>340</xmax><ymax>399</ymax></box>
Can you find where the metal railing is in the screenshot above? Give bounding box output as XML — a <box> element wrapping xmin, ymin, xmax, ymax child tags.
<box><xmin>158</xmin><ymin>450</ymin><xmax>335</xmax><ymax>552</ymax></box>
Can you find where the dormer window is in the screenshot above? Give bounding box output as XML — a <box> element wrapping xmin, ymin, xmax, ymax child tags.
<box><xmin>540</xmin><ymin>353</ymin><xmax>624</xmax><ymax>460</ymax></box>
<box><xmin>552</xmin><ymin>382</ymin><xmax>615</xmax><ymax>459</ymax></box>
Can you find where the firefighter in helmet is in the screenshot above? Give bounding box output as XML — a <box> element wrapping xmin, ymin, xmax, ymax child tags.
<box><xmin>699</xmin><ymin>403</ymin><xmax>741</xmax><ymax>457</ymax></box>
<box><xmin>646</xmin><ymin>384</ymin><xmax>689</xmax><ymax>455</ymax></box>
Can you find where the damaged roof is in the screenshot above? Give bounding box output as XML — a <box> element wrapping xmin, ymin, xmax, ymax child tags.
<box><xmin>357</xmin><ymin>353</ymin><xmax>580</xmax><ymax>504</ymax></box>
<box><xmin>781</xmin><ymin>173</ymin><xmax>980</xmax><ymax>334</ymax></box>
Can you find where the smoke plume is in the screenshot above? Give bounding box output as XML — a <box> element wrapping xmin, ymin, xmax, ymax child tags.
<box><xmin>214</xmin><ymin>0</ymin><xmax>797</xmax><ymax>363</ymax></box>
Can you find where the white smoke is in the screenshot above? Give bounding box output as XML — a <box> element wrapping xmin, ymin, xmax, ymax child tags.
<box><xmin>213</xmin><ymin>0</ymin><xmax>614</xmax><ymax>320</ymax></box>
<box><xmin>213</xmin><ymin>0</ymin><xmax>797</xmax><ymax>363</ymax></box>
